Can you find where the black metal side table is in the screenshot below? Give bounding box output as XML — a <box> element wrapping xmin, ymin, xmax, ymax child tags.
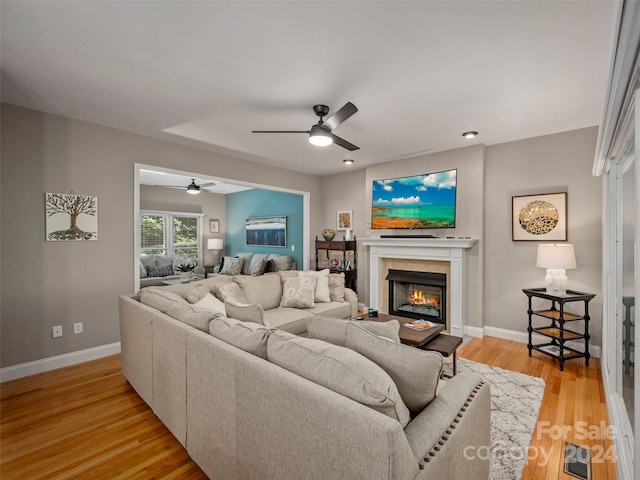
<box><xmin>523</xmin><ymin>288</ymin><xmax>596</xmax><ymax>371</ymax></box>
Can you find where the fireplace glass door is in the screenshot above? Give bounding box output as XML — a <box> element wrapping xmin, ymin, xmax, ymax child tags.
<box><xmin>386</xmin><ymin>269</ymin><xmax>446</xmax><ymax>324</ymax></box>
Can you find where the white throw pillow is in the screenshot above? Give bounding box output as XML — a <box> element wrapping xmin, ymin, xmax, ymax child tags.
<box><xmin>195</xmin><ymin>292</ymin><xmax>227</xmax><ymax>317</ymax></box>
<box><xmin>314</xmin><ymin>269</ymin><xmax>331</xmax><ymax>303</ymax></box>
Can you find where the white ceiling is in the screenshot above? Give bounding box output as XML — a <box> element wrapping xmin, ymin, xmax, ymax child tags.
<box><xmin>1</xmin><ymin>1</ymin><xmax>616</xmax><ymax>176</ymax></box>
<box><xmin>138</xmin><ymin>169</ymin><xmax>253</xmax><ymax>195</ymax></box>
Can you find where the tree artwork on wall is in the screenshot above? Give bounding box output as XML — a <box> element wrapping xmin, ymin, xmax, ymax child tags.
<box><xmin>45</xmin><ymin>192</ymin><xmax>98</xmax><ymax>241</ymax></box>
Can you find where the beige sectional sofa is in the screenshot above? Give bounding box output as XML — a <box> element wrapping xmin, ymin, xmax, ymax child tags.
<box><xmin>119</xmin><ymin>273</ymin><xmax>491</xmax><ymax>480</ymax></box>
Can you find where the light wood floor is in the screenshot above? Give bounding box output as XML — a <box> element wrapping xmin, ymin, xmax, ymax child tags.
<box><xmin>1</xmin><ymin>336</ymin><xmax>616</xmax><ymax>479</ymax></box>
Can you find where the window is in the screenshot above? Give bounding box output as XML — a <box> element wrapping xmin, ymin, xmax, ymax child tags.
<box><xmin>140</xmin><ymin>211</ymin><xmax>201</xmax><ymax>259</ymax></box>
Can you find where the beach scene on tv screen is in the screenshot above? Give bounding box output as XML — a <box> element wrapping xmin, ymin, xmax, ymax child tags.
<box><xmin>372</xmin><ymin>169</ymin><xmax>457</xmax><ymax>229</ymax></box>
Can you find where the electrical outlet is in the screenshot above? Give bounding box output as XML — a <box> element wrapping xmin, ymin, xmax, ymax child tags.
<box><xmin>74</xmin><ymin>322</ymin><xmax>83</xmax><ymax>334</ymax></box>
<box><xmin>52</xmin><ymin>325</ymin><xmax>63</xmax><ymax>338</ymax></box>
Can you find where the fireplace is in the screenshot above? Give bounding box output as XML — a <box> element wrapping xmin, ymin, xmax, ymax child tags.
<box><xmin>386</xmin><ymin>269</ymin><xmax>447</xmax><ymax>324</ymax></box>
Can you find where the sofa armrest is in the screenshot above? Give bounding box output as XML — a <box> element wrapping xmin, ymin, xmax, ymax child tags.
<box><xmin>344</xmin><ymin>287</ymin><xmax>358</xmax><ymax>318</ymax></box>
<box><xmin>403</xmin><ymin>371</ymin><xmax>490</xmax><ymax>478</ymax></box>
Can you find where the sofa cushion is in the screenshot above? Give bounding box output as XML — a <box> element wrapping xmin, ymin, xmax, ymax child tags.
<box><xmin>345</xmin><ymin>323</ymin><xmax>443</xmax><ymax>415</ymax></box>
<box><xmin>235</xmin><ymin>252</ymin><xmax>255</xmax><ymax>275</ymax></box>
<box><xmin>215</xmin><ymin>282</ymin><xmax>248</xmax><ymax>304</ymax></box>
<box><xmin>140</xmin><ymin>288</ymin><xmax>188</xmax><ymax>313</ymax></box>
<box><xmin>307</xmin><ymin>317</ymin><xmax>401</xmax><ymax>347</ymax></box>
<box><xmin>140</xmin><ymin>255</ymin><xmax>157</xmax><ymax>269</ymax></box>
<box><xmin>186</xmin><ymin>284</ymin><xmax>211</xmax><ymax>304</ymax></box>
<box><xmin>208</xmin><ymin>316</ymin><xmax>271</xmax><ymax>359</ymax></box>
<box><xmin>304</xmin><ymin>302</ymin><xmax>352</xmax><ymax>319</ymax></box>
<box><xmin>267</xmin><ymin>330</ymin><xmax>410</xmax><ymax>427</ymax></box>
<box><xmin>165</xmin><ymin>303</ymin><xmax>221</xmax><ymax>332</ymax></box>
<box><xmin>263</xmin><ymin>308</ymin><xmax>312</xmax><ymax>335</ymax></box>
<box><xmin>194</xmin><ymin>293</ymin><xmax>227</xmax><ymax>317</ymax></box>
<box><xmin>139</xmin><ymin>260</ymin><xmax>147</xmax><ymax>278</ymax></box>
<box><xmin>219</xmin><ymin>256</ymin><xmax>243</xmax><ymax>276</ymax></box>
<box><xmin>224</xmin><ymin>300</ymin><xmax>266</xmax><ymax>326</ymax></box>
<box><xmin>329</xmin><ymin>273</ymin><xmax>346</xmax><ymax>302</ymax></box>
<box><xmin>233</xmin><ymin>274</ymin><xmax>282</xmax><ymax>310</ymax></box>
<box><xmin>280</xmin><ymin>272</ymin><xmax>317</xmax><ymax>308</ymax></box>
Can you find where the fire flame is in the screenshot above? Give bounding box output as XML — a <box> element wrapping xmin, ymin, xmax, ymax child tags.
<box><xmin>409</xmin><ymin>290</ymin><xmax>439</xmax><ymax>307</ymax></box>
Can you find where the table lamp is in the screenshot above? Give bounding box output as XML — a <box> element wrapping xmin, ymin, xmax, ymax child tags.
<box><xmin>536</xmin><ymin>244</ymin><xmax>577</xmax><ymax>296</ymax></box>
<box><xmin>207</xmin><ymin>238</ymin><xmax>224</xmax><ymax>266</ymax></box>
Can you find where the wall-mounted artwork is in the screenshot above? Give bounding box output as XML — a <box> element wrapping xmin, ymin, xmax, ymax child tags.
<box><xmin>45</xmin><ymin>192</ymin><xmax>98</xmax><ymax>241</ymax></box>
<box><xmin>209</xmin><ymin>219</ymin><xmax>220</xmax><ymax>233</ymax></box>
<box><xmin>245</xmin><ymin>216</ymin><xmax>286</xmax><ymax>247</ymax></box>
<box><xmin>512</xmin><ymin>192</ymin><xmax>567</xmax><ymax>241</ymax></box>
<box><xmin>337</xmin><ymin>210</ymin><xmax>353</xmax><ymax>230</ymax></box>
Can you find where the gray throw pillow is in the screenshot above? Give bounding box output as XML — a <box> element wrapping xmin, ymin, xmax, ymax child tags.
<box><xmin>345</xmin><ymin>323</ymin><xmax>443</xmax><ymax>415</ymax></box>
<box><xmin>328</xmin><ymin>273</ymin><xmax>346</xmax><ymax>301</ymax></box>
<box><xmin>219</xmin><ymin>256</ymin><xmax>243</xmax><ymax>276</ymax></box>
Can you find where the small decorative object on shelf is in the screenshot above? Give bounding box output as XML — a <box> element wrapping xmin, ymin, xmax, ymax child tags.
<box><xmin>315</xmin><ymin>235</ymin><xmax>357</xmax><ymax>293</ymax></box>
<box><xmin>322</xmin><ymin>228</ymin><xmax>336</xmax><ymax>241</ymax></box>
<box><xmin>523</xmin><ymin>288</ymin><xmax>595</xmax><ymax>371</ymax></box>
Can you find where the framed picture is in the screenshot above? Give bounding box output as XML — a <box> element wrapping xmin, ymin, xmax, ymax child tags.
<box><xmin>245</xmin><ymin>216</ymin><xmax>287</xmax><ymax>247</ymax></box>
<box><xmin>45</xmin><ymin>192</ymin><xmax>98</xmax><ymax>241</ymax></box>
<box><xmin>209</xmin><ymin>219</ymin><xmax>220</xmax><ymax>233</ymax></box>
<box><xmin>512</xmin><ymin>192</ymin><xmax>567</xmax><ymax>241</ymax></box>
<box><xmin>337</xmin><ymin>210</ymin><xmax>353</xmax><ymax>230</ymax></box>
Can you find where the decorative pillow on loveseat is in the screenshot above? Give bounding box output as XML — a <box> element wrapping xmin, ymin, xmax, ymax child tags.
<box><xmin>307</xmin><ymin>316</ymin><xmax>401</xmax><ymax>347</ymax></box>
<box><xmin>219</xmin><ymin>256</ymin><xmax>243</xmax><ymax>276</ymax></box>
<box><xmin>345</xmin><ymin>323</ymin><xmax>443</xmax><ymax>415</ymax></box>
<box><xmin>266</xmin><ymin>330</ymin><xmax>410</xmax><ymax>427</ymax></box>
<box><xmin>280</xmin><ymin>272</ymin><xmax>317</xmax><ymax>308</ymax></box>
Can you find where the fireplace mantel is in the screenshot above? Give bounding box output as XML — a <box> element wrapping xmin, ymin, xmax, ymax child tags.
<box><xmin>360</xmin><ymin>237</ymin><xmax>478</xmax><ymax>337</ymax></box>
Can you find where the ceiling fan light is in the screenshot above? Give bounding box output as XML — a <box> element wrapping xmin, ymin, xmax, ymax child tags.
<box><xmin>187</xmin><ymin>179</ymin><xmax>201</xmax><ymax>194</ymax></box>
<box><xmin>462</xmin><ymin>131</ymin><xmax>478</xmax><ymax>139</ymax></box>
<box><xmin>309</xmin><ymin>125</ymin><xmax>333</xmax><ymax>147</ymax></box>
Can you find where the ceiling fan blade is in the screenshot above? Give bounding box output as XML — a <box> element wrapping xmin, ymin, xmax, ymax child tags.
<box><xmin>251</xmin><ymin>130</ymin><xmax>310</xmax><ymax>134</ymax></box>
<box><xmin>200</xmin><ymin>182</ymin><xmax>216</xmax><ymax>188</ymax></box>
<box><xmin>324</xmin><ymin>102</ymin><xmax>358</xmax><ymax>130</ymax></box>
<box><xmin>331</xmin><ymin>133</ymin><xmax>360</xmax><ymax>151</ymax></box>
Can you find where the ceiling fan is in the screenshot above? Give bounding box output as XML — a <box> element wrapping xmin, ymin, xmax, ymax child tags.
<box><xmin>252</xmin><ymin>102</ymin><xmax>360</xmax><ymax>151</ymax></box>
<box><xmin>154</xmin><ymin>178</ymin><xmax>216</xmax><ymax>195</ymax></box>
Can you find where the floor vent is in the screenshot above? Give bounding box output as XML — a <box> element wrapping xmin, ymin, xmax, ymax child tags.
<box><xmin>564</xmin><ymin>442</ymin><xmax>591</xmax><ymax>480</ymax></box>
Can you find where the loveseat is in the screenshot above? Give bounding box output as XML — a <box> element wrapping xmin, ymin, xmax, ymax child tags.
<box><xmin>214</xmin><ymin>251</ymin><xmax>297</xmax><ymax>277</ymax></box>
<box><xmin>139</xmin><ymin>254</ymin><xmax>205</xmax><ymax>287</ymax></box>
<box><xmin>119</xmin><ymin>273</ymin><xmax>490</xmax><ymax>480</ymax></box>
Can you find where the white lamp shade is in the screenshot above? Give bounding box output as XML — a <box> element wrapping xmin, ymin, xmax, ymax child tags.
<box><xmin>536</xmin><ymin>244</ymin><xmax>577</xmax><ymax>269</ymax></box>
<box><xmin>207</xmin><ymin>238</ymin><xmax>224</xmax><ymax>250</ymax></box>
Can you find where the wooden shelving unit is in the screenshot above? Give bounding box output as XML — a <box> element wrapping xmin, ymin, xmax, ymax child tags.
<box><xmin>315</xmin><ymin>235</ymin><xmax>357</xmax><ymax>292</ymax></box>
<box><xmin>523</xmin><ymin>288</ymin><xmax>596</xmax><ymax>371</ymax></box>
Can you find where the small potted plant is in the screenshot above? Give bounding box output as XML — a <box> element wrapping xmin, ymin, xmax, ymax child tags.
<box><xmin>176</xmin><ymin>261</ymin><xmax>194</xmax><ymax>281</ymax></box>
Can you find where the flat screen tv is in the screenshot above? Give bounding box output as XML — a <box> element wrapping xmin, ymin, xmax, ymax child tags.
<box><xmin>371</xmin><ymin>169</ymin><xmax>457</xmax><ymax>229</ymax></box>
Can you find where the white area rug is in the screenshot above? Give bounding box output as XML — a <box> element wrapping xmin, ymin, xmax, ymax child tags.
<box><xmin>443</xmin><ymin>357</ymin><xmax>545</xmax><ymax>480</ymax></box>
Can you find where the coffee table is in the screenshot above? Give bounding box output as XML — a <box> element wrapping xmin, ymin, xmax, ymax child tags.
<box><xmin>365</xmin><ymin>313</ymin><xmax>463</xmax><ymax>375</ymax></box>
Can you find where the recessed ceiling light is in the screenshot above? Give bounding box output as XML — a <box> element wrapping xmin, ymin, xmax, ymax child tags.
<box><xmin>343</xmin><ymin>159</ymin><xmax>355</xmax><ymax>165</ymax></box>
<box><xmin>462</xmin><ymin>131</ymin><xmax>478</xmax><ymax>139</ymax></box>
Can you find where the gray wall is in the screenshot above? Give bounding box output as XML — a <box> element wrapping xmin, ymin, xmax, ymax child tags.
<box><xmin>484</xmin><ymin>127</ymin><xmax>602</xmax><ymax>346</ymax></box>
<box><xmin>140</xmin><ymin>185</ymin><xmax>226</xmax><ymax>265</ymax></box>
<box><xmin>1</xmin><ymin>103</ymin><xmax>321</xmax><ymax>367</ymax></box>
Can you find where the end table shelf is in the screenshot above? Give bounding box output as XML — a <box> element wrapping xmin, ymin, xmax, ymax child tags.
<box><xmin>523</xmin><ymin>288</ymin><xmax>595</xmax><ymax>371</ymax></box>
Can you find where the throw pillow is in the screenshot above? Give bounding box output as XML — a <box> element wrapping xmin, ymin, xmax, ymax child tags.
<box><xmin>223</xmin><ymin>300</ymin><xmax>267</xmax><ymax>326</ymax></box>
<box><xmin>267</xmin><ymin>330</ymin><xmax>410</xmax><ymax>427</ymax></box>
<box><xmin>345</xmin><ymin>323</ymin><xmax>443</xmax><ymax>415</ymax></box>
<box><xmin>215</xmin><ymin>282</ymin><xmax>248</xmax><ymax>304</ymax></box>
<box><xmin>166</xmin><ymin>302</ymin><xmax>221</xmax><ymax>332</ymax></box>
<box><xmin>314</xmin><ymin>269</ymin><xmax>331</xmax><ymax>303</ymax></box>
<box><xmin>172</xmin><ymin>256</ymin><xmax>196</xmax><ymax>274</ymax></box>
<box><xmin>186</xmin><ymin>284</ymin><xmax>210</xmax><ymax>304</ymax></box>
<box><xmin>140</xmin><ymin>288</ymin><xmax>188</xmax><ymax>313</ymax></box>
<box><xmin>233</xmin><ymin>274</ymin><xmax>282</xmax><ymax>310</ymax></box>
<box><xmin>307</xmin><ymin>316</ymin><xmax>401</xmax><ymax>347</ymax></box>
<box><xmin>328</xmin><ymin>273</ymin><xmax>346</xmax><ymax>302</ymax></box>
<box><xmin>267</xmin><ymin>254</ymin><xmax>293</xmax><ymax>272</ymax></box>
<box><xmin>146</xmin><ymin>264</ymin><xmax>174</xmax><ymax>278</ymax></box>
<box><xmin>209</xmin><ymin>316</ymin><xmax>272</xmax><ymax>359</ymax></box>
<box><xmin>195</xmin><ymin>292</ymin><xmax>226</xmax><ymax>317</ymax></box>
<box><xmin>219</xmin><ymin>256</ymin><xmax>243</xmax><ymax>276</ymax></box>
<box><xmin>280</xmin><ymin>272</ymin><xmax>317</xmax><ymax>308</ymax></box>
<box><xmin>250</xmin><ymin>258</ymin><xmax>267</xmax><ymax>276</ymax></box>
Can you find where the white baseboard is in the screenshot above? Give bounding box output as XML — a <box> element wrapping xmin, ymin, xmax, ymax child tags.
<box><xmin>0</xmin><ymin>342</ymin><xmax>121</xmax><ymax>383</ymax></box>
<box><xmin>464</xmin><ymin>325</ymin><xmax>484</xmax><ymax>338</ymax></box>
<box><xmin>483</xmin><ymin>326</ymin><xmax>601</xmax><ymax>358</ymax></box>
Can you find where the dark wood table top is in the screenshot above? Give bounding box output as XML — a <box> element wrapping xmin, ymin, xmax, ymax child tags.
<box><xmin>364</xmin><ymin>313</ymin><xmax>445</xmax><ymax>347</ymax></box>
